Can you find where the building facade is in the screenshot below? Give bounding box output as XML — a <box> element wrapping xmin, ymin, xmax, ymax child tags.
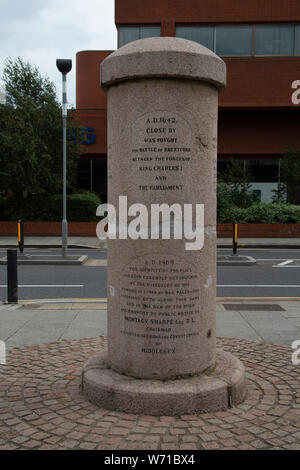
<box><xmin>76</xmin><ymin>0</ymin><xmax>300</xmax><ymax>202</ymax></box>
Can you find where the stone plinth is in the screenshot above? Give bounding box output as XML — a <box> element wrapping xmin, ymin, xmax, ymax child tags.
<box><xmin>82</xmin><ymin>348</ymin><xmax>246</xmax><ymax>415</ymax></box>
<box><xmin>82</xmin><ymin>37</ymin><xmax>246</xmax><ymax>414</ymax></box>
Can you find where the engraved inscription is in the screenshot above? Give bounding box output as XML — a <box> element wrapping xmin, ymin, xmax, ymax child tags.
<box><xmin>120</xmin><ymin>254</ymin><xmax>201</xmax><ymax>356</ymax></box>
<box><xmin>131</xmin><ymin>113</ymin><xmax>193</xmax><ymax>193</ymax></box>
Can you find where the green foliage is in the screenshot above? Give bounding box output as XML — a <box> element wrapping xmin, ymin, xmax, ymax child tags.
<box><xmin>217</xmin><ymin>205</ymin><xmax>247</xmax><ymax>223</ymax></box>
<box><xmin>218</xmin><ymin>158</ymin><xmax>258</xmax><ymax>208</ymax></box>
<box><xmin>217</xmin><ymin>182</ymin><xmax>235</xmax><ymax>220</ymax></box>
<box><xmin>1</xmin><ymin>194</ymin><xmax>57</xmax><ymax>221</ymax></box>
<box><xmin>0</xmin><ymin>192</ymin><xmax>101</xmax><ymax>222</ymax></box>
<box><xmin>218</xmin><ymin>203</ymin><xmax>300</xmax><ymax>224</ymax></box>
<box><xmin>55</xmin><ymin>192</ymin><xmax>101</xmax><ymax>222</ymax></box>
<box><xmin>280</xmin><ymin>147</ymin><xmax>300</xmax><ymax>204</ymax></box>
<box><xmin>271</xmin><ymin>182</ymin><xmax>287</xmax><ymax>203</ymax></box>
<box><xmin>0</xmin><ymin>57</ymin><xmax>82</xmax><ymax>202</ymax></box>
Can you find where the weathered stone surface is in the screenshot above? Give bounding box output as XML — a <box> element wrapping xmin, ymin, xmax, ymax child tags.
<box><xmin>82</xmin><ymin>349</ymin><xmax>246</xmax><ymax>415</ymax></box>
<box><xmin>102</xmin><ymin>37</ymin><xmax>226</xmax><ymax>380</ymax></box>
<box><xmin>101</xmin><ymin>37</ymin><xmax>226</xmax><ymax>90</ymax></box>
<box><xmin>83</xmin><ymin>37</ymin><xmax>245</xmax><ymax>413</ymax></box>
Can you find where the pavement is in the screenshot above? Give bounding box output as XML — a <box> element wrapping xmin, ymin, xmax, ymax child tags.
<box><xmin>0</xmin><ymin>236</ymin><xmax>105</xmax><ymax>249</ymax></box>
<box><xmin>0</xmin><ymin>298</ymin><xmax>299</xmax><ymax>349</ymax></box>
<box><xmin>0</xmin><ymin>299</ymin><xmax>300</xmax><ymax>450</ymax></box>
<box><xmin>0</xmin><ymin>300</ymin><xmax>108</xmax><ymax>349</ymax></box>
<box><xmin>1</xmin><ymin>235</ymin><xmax>300</xmax><ymax>249</ymax></box>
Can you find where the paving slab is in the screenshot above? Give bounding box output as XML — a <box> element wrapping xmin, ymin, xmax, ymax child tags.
<box><xmin>0</xmin><ymin>236</ymin><xmax>104</xmax><ymax>249</ymax></box>
<box><xmin>61</xmin><ymin>310</ymin><xmax>107</xmax><ymax>340</ymax></box>
<box><xmin>288</xmin><ymin>318</ymin><xmax>300</xmax><ymax>329</ymax></box>
<box><xmin>1</xmin><ymin>236</ymin><xmax>300</xmax><ymax>249</ymax></box>
<box><xmin>238</xmin><ymin>310</ymin><xmax>300</xmax><ymax>346</ymax></box>
<box><xmin>1</xmin><ymin>300</ymin><xmax>300</xmax><ymax>348</ymax></box>
<box><xmin>279</xmin><ymin>304</ymin><xmax>300</xmax><ymax>318</ymax></box>
<box><xmin>0</xmin><ymin>254</ymin><xmax>88</xmax><ymax>265</ymax></box>
<box><xmin>0</xmin><ymin>310</ymin><xmax>39</xmax><ymax>340</ymax></box>
<box><xmin>4</xmin><ymin>310</ymin><xmax>78</xmax><ymax>349</ymax></box>
<box><xmin>216</xmin><ymin>311</ymin><xmax>263</xmax><ymax>342</ymax></box>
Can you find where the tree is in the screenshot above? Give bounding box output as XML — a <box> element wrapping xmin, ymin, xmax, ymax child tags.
<box><xmin>217</xmin><ymin>181</ymin><xmax>233</xmax><ymax>220</ymax></box>
<box><xmin>280</xmin><ymin>147</ymin><xmax>300</xmax><ymax>204</ymax></box>
<box><xmin>271</xmin><ymin>182</ymin><xmax>287</xmax><ymax>204</ymax></box>
<box><xmin>0</xmin><ymin>57</ymin><xmax>82</xmax><ymax>212</ymax></box>
<box><xmin>218</xmin><ymin>158</ymin><xmax>258</xmax><ymax>208</ymax></box>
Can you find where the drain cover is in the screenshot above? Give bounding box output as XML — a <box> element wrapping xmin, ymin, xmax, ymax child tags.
<box><xmin>223</xmin><ymin>304</ymin><xmax>285</xmax><ymax>311</ymax></box>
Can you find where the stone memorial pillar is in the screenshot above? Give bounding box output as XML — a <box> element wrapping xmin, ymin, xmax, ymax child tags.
<box><xmin>82</xmin><ymin>38</ymin><xmax>246</xmax><ymax>415</ymax></box>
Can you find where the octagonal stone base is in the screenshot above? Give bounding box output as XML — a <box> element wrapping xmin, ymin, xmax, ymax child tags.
<box><xmin>81</xmin><ymin>349</ymin><xmax>246</xmax><ymax>416</ymax></box>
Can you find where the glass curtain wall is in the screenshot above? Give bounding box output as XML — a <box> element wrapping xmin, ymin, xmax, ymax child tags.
<box><xmin>175</xmin><ymin>24</ymin><xmax>300</xmax><ymax>56</ymax></box>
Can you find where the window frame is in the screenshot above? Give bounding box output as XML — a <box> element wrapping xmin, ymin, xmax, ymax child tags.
<box><xmin>294</xmin><ymin>24</ymin><xmax>300</xmax><ymax>56</ymax></box>
<box><xmin>175</xmin><ymin>24</ymin><xmax>215</xmax><ymax>51</ymax></box>
<box><xmin>254</xmin><ymin>23</ymin><xmax>295</xmax><ymax>57</ymax></box>
<box><xmin>118</xmin><ymin>24</ymin><xmax>161</xmax><ymax>48</ymax></box>
<box><xmin>175</xmin><ymin>23</ymin><xmax>300</xmax><ymax>57</ymax></box>
<box><xmin>215</xmin><ymin>24</ymin><xmax>253</xmax><ymax>57</ymax></box>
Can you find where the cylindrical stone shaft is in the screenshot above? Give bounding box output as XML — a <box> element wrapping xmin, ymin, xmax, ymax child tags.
<box><xmin>101</xmin><ymin>37</ymin><xmax>226</xmax><ymax>379</ymax></box>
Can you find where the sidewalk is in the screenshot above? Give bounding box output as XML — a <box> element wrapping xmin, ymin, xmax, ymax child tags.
<box><xmin>0</xmin><ymin>236</ymin><xmax>105</xmax><ymax>249</ymax></box>
<box><xmin>1</xmin><ymin>235</ymin><xmax>300</xmax><ymax>249</ymax></box>
<box><xmin>1</xmin><ymin>298</ymin><xmax>299</xmax><ymax>349</ymax></box>
<box><xmin>0</xmin><ymin>298</ymin><xmax>300</xmax><ymax>450</ymax></box>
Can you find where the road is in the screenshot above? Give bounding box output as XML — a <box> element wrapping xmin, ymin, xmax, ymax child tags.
<box><xmin>0</xmin><ymin>248</ymin><xmax>107</xmax><ymax>301</ymax></box>
<box><xmin>218</xmin><ymin>248</ymin><xmax>300</xmax><ymax>297</ymax></box>
<box><xmin>0</xmin><ymin>248</ymin><xmax>300</xmax><ymax>300</ymax></box>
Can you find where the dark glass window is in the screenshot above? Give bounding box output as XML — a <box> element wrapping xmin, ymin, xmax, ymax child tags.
<box><xmin>295</xmin><ymin>25</ymin><xmax>300</xmax><ymax>55</ymax></box>
<box><xmin>216</xmin><ymin>25</ymin><xmax>252</xmax><ymax>56</ymax></box>
<box><xmin>255</xmin><ymin>24</ymin><xmax>293</xmax><ymax>56</ymax></box>
<box><xmin>118</xmin><ymin>25</ymin><xmax>160</xmax><ymax>47</ymax></box>
<box><xmin>77</xmin><ymin>159</ymin><xmax>91</xmax><ymax>191</ymax></box>
<box><xmin>246</xmin><ymin>159</ymin><xmax>279</xmax><ymax>182</ymax></box>
<box><xmin>176</xmin><ymin>25</ymin><xmax>214</xmax><ymax>50</ymax></box>
<box><xmin>77</xmin><ymin>158</ymin><xmax>107</xmax><ymax>201</ymax></box>
<box><xmin>93</xmin><ymin>159</ymin><xmax>107</xmax><ymax>203</ymax></box>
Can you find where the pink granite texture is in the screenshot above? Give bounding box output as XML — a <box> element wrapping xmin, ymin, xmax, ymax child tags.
<box><xmin>82</xmin><ymin>37</ymin><xmax>245</xmax><ymax>414</ymax></box>
<box><xmin>82</xmin><ymin>349</ymin><xmax>246</xmax><ymax>415</ymax></box>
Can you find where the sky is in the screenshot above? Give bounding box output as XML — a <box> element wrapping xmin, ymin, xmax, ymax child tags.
<box><xmin>0</xmin><ymin>0</ymin><xmax>117</xmax><ymax>107</ymax></box>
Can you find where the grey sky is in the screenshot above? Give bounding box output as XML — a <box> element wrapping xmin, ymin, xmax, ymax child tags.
<box><xmin>0</xmin><ymin>0</ymin><xmax>117</xmax><ymax>106</ymax></box>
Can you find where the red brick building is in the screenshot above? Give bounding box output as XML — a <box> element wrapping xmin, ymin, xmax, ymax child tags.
<box><xmin>76</xmin><ymin>0</ymin><xmax>300</xmax><ymax>203</ymax></box>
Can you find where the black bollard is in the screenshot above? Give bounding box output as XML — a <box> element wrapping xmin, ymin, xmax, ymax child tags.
<box><xmin>7</xmin><ymin>249</ymin><xmax>18</xmax><ymax>303</ymax></box>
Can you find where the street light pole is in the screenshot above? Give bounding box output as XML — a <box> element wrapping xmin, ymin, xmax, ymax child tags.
<box><xmin>56</xmin><ymin>59</ymin><xmax>72</xmax><ymax>258</ymax></box>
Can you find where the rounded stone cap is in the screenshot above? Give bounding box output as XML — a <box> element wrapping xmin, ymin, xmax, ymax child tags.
<box><xmin>101</xmin><ymin>37</ymin><xmax>226</xmax><ymax>91</ymax></box>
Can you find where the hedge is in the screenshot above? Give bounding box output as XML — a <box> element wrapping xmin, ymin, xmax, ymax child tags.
<box><xmin>218</xmin><ymin>203</ymin><xmax>300</xmax><ymax>224</ymax></box>
<box><xmin>1</xmin><ymin>196</ymin><xmax>300</xmax><ymax>224</ymax></box>
<box><xmin>0</xmin><ymin>192</ymin><xmax>101</xmax><ymax>222</ymax></box>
